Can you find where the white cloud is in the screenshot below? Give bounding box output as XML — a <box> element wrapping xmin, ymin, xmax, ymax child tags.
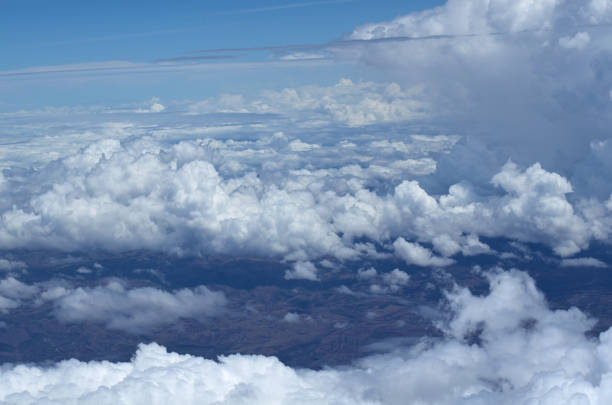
<box><xmin>559</xmin><ymin>32</ymin><xmax>591</xmax><ymax>50</ymax></box>
<box><xmin>345</xmin><ymin>0</ymin><xmax>612</xmax><ymax>175</ymax></box>
<box><xmin>0</xmin><ymin>277</ymin><xmax>38</xmax><ymax>313</ymax></box>
<box><xmin>288</xmin><ymin>139</ymin><xmax>320</xmax><ymax>152</ymax></box>
<box><xmin>0</xmin><ymin>135</ymin><xmax>608</xmax><ymax>265</ymax></box>
<box><xmin>132</xmin><ymin>98</ymin><xmax>166</xmax><ymax>114</ymax></box>
<box><xmin>280</xmin><ymin>52</ymin><xmax>327</xmax><ymax>61</ymax></box>
<box><xmin>371</xmin><ymin>268</ymin><xmax>411</xmax><ymax>293</ymax></box>
<box><xmin>284</xmin><ymin>261</ymin><xmax>319</xmax><ymax>281</ymax></box>
<box><xmin>0</xmin><ymin>258</ymin><xmax>27</xmax><ymax>272</ymax></box>
<box><xmin>357</xmin><ymin>267</ymin><xmax>377</xmax><ymax>280</ymax></box>
<box><xmin>188</xmin><ymin>78</ymin><xmax>428</xmax><ymax>127</ymax></box>
<box><xmin>76</xmin><ymin>266</ymin><xmax>93</xmax><ymax>274</ymax></box>
<box><xmin>49</xmin><ymin>282</ymin><xmax>227</xmax><ymax>333</ymax></box>
<box><xmin>393</xmin><ymin>238</ymin><xmax>454</xmax><ymax>267</ymax></box>
<box><xmin>382</xmin><ymin>269</ymin><xmax>410</xmax><ymax>288</ymax></box>
<box><xmin>282</xmin><ymin>312</ymin><xmax>301</xmax><ymax>323</ymax></box>
<box><xmin>2</xmin><ymin>0</ymin><xmax>612</xmax><ymax>266</ymax></box>
<box><xmin>1</xmin><ymin>269</ymin><xmax>612</xmax><ymax>404</ymax></box>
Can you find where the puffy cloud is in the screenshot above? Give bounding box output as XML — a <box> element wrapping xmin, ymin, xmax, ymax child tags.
<box><xmin>281</xmin><ymin>312</ymin><xmax>301</xmax><ymax>323</ymax></box>
<box><xmin>0</xmin><ymin>258</ymin><xmax>27</xmax><ymax>272</ymax></box>
<box><xmin>284</xmin><ymin>261</ymin><xmax>319</xmax><ymax>281</ymax></box>
<box><xmin>2</xmin><ymin>4</ymin><xmax>612</xmax><ymax>264</ymax></box>
<box><xmin>0</xmin><ymin>274</ymin><xmax>226</xmax><ymax>333</ymax></box>
<box><xmin>393</xmin><ymin>238</ymin><xmax>455</xmax><ymax>267</ymax></box>
<box><xmin>48</xmin><ymin>282</ymin><xmax>227</xmax><ymax>333</ymax></box>
<box><xmin>559</xmin><ymin>31</ymin><xmax>591</xmax><ymax>50</ymax></box>
<box><xmin>370</xmin><ymin>268</ymin><xmax>411</xmax><ymax>294</ymax></box>
<box><xmin>346</xmin><ymin>0</ymin><xmax>612</xmax><ymax>174</ymax></box>
<box><xmin>491</xmin><ymin>162</ymin><xmax>590</xmax><ymax>256</ymax></box>
<box><xmin>0</xmin><ymin>135</ymin><xmax>608</xmax><ymax>264</ymax></box>
<box><xmin>356</xmin><ymin>267</ymin><xmax>377</xmax><ymax>280</ymax></box>
<box><xmin>188</xmin><ymin>78</ymin><xmax>428</xmax><ymax>127</ymax></box>
<box><xmin>0</xmin><ymin>277</ymin><xmax>38</xmax><ymax>313</ymax></box>
<box><xmin>131</xmin><ymin>98</ymin><xmax>166</xmax><ymax>114</ymax></box>
<box><xmin>382</xmin><ymin>269</ymin><xmax>410</xmax><ymax>287</ymax></box>
<box><xmin>1</xmin><ymin>269</ymin><xmax>612</xmax><ymax>404</ymax></box>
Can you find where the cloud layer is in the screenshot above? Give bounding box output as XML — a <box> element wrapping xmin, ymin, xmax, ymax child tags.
<box><xmin>0</xmin><ymin>133</ymin><xmax>610</xmax><ymax>264</ymax></box>
<box><xmin>0</xmin><ymin>269</ymin><xmax>611</xmax><ymax>404</ymax></box>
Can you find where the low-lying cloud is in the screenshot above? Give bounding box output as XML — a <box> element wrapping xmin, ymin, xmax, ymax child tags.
<box><xmin>0</xmin><ymin>276</ymin><xmax>226</xmax><ymax>333</ymax></box>
<box><xmin>50</xmin><ymin>282</ymin><xmax>227</xmax><ymax>333</ymax></box>
<box><xmin>0</xmin><ymin>135</ymin><xmax>609</xmax><ymax>263</ymax></box>
<box><xmin>0</xmin><ymin>269</ymin><xmax>610</xmax><ymax>404</ymax></box>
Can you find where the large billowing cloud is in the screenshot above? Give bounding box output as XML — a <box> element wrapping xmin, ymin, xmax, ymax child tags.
<box><xmin>346</xmin><ymin>0</ymin><xmax>612</xmax><ymax>189</ymax></box>
<box><xmin>0</xmin><ymin>133</ymin><xmax>609</xmax><ymax>262</ymax></box>
<box><xmin>0</xmin><ymin>269</ymin><xmax>611</xmax><ymax>404</ymax></box>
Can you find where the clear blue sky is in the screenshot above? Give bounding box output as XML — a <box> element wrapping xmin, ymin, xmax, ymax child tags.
<box><xmin>0</xmin><ymin>0</ymin><xmax>445</xmax><ymax>110</ymax></box>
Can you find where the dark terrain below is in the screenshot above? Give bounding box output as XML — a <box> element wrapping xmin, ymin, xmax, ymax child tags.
<box><xmin>0</xmin><ymin>238</ymin><xmax>610</xmax><ymax>368</ymax></box>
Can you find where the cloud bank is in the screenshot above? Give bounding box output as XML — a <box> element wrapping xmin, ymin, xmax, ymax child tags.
<box><xmin>0</xmin><ymin>269</ymin><xmax>610</xmax><ymax>404</ymax></box>
<box><xmin>4</xmin><ymin>2</ymin><xmax>612</xmax><ymax>263</ymax></box>
<box><xmin>346</xmin><ymin>0</ymin><xmax>612</xmax><ymax>186</ymax></box>
<box><xmin>0</xmin><ymin>134</ymin><xmax>610</xmax><ymax>264</ymax></box>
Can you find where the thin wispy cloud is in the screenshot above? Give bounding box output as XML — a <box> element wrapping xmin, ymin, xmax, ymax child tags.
<box><xmin>42</xmin><ymin>26</ymin><xmax>203</xmax><ymax>46</ymax></box>
<box><xmin>0</xmin><ymin>59</ymin><xmax>334</xmax><ymax>81</ymax></box>
<box><xmin>188</xmin><ymin>22</ymin><xmax>612</xmax><ymax>56</ymax></box>
<box><xmin>213</xmin><ymin>0</ymin><xmax>356</xmax><ymax>16</ymax></box>
<box><xmin>154</xmin><ymin>55</ymin><xmax>237</xmax><ymax>63</ymax></box>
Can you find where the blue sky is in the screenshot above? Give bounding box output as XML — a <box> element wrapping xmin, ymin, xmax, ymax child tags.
<box><xmin>1</xmin><ymin>0</ymin><xmax>444</xmax><ymax>110</ymax></box>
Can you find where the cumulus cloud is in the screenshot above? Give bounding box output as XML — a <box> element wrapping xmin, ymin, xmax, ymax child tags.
<box><xmin>371</xmin><ymin>268</ymin><xmax>411</xmax><ymax>294</ymax></box>
<box><xmin>48</xmin><ymin>281</ymin><xmax>227</xmax><ymax>333</ymax></box>
<box><xmin>132</xmin><ymin>98</ymin><xmax>166</xmax><ymax>114</ymax></box>
<box><xmin>0</xmin><ymin>134</ymin><xmax>609</xmax><ymax>264</ymax></box>
<box><xmin>282</xmin><ymin>312</ymin><xmax>301</xmax><ymax>323</ymax></box>
<box><xmin>3</xmin><ymin>2</ymin><xmax>612</xmax><ymax>402</ymax></box>
<box><xmin>345</xmin><ymin>0</ymin><xmax>612</xmax><ymax>175</ymax></box>
<box><xmin>357</xmin><ymin>267</ymin><xmax>377</xmax><ymax>280</ymax></box>
<box><xmin>284</xmin><ymin>261</ymin><xmax>319</xmax><ymax>281</ymax></box>
<box><xmin>0</xmin><ymin>258</ymin><xmax>27</xmax><ymax>272</ymax></box>
<box><xmin>188</xmin><ymin>78</ymin><xmax>428</xmax><ymax>127</ymax></box>
<box><xmin>0</xmin><ymin>277</ymin><xmax>38</xmax><ymax>313</ymax></box>
<box><xmin>393</xmin><ymin>238</ymin><xmax>454</xmax><ymax>267</ymax></box>
<box><xmin>0</xmin><ymin>1</ymin><xmax>611</xmax><ymax>273</ymax></box>
<box><xmin>1</xmin><ymin>269</ymin><xmax>611</xmax><ymax>404</ymax></box>
<box><xmin>382</xmin><ymin>269</ymin><xmax>410</xmax><ymax>287</ymax></box>
<box><xmin>559</xmin><ymin>31</ymin><xmax>591</xmax><ymax>50</ymax></box>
